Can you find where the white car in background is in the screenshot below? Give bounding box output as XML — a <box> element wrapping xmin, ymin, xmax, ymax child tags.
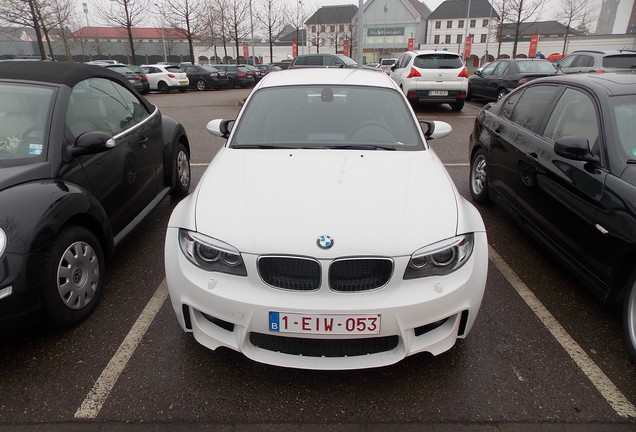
<box><xmin>379</xmin><ymin>57</ymin><xmax>398</xmax><ymax>74</ymax></box>
<box><xmin>164</xmin><ymin>68</ymin><xmax>488</xmax><ymax>370</ymax></box>
<box><xmin>390</xmin><ymin>50</ymin><xmax>469</xmax><ymax>111</ymax></box>
<box><xmin>139</xmin><ymin>64</ymin><xmax>189</xmax><ymax>93</ymax></box>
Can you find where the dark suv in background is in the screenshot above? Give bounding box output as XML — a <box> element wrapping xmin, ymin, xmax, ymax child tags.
<box><xmin>557</xmin><ymin>49</ymin><xmax>636</xmax><ymax>73</ymax></box>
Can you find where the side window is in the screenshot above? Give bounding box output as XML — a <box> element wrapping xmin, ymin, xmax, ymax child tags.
<box><xmin>573</xmin><ymin>55</ymin><xmax>593</xmax><ymax>67</ymax></box>
<box><xmin>558</xmin><ymin>55</ymin><xmax>577</xmax><ymax>68</ymax></box>
<box><xmin>67</xmin><ymin>78</ymin><xmax>149</xmax><ymax>137</ymax></box>
<box><xmin>508</xmin><ymin>85</ymin><xmax>558</xmax><ymax>132</ymax></box>
<box><xmin>543</xmin><ymin>88</ymin><xmax>599</xmax><ymax>149</ymax></box>
<box><xmin>493</xmin><ymin>62</ymin><xmax>509</xmax><ymax>76</ymax></box>
<box><xmin>481</xmin><ymin>62</ymin><xmax>498</xmax><ymax>75</ymax></box>
<box><xmin>324</xmin><ymin>56</ymin><xmax>337</xmax><ymax>66</ymax></box>
<box><xmin>397</xmin><ymin>54</ymin><xmax>409</xmax><ymax>69</ymax></box>
<box><xmin>306</xmin><ymin>56</ymin><xmax>322</xmax><ymax>66</ymax></box>
<box><xmin>499</xmin><ymin>89</ymin><xmax>524</xmax><ymax>120</ymax></box>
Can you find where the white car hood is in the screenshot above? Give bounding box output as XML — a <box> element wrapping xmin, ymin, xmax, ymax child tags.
<box><xmin>194</xmin><ymin>148</ymin><xmax>459</xmax><ymax>257</ymax></box>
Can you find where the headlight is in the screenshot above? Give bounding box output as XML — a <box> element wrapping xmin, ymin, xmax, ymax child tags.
<box><xmin>178</xmin><ymin>229</ymin><xmax>247</xmax><ymax>276</ymax></box>
<box><xmin>0</xmin><ymin>227</ymin><xmax>6</xmax><ymax>257</ymax></box>
<box><xmin>403</xmin><ymin>234</ymin><xmax>474</xmax><ymax>279</ymax></box>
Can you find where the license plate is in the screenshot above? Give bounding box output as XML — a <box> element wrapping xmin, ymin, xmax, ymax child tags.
<box><xmin>269</xmin><ymin>312</ymin><xmax>380</xmax><ymax>335</ymax></box>
<box><xmin>429</xmin><ymin>90</ymin><xmax>448</xmax><ymax>96</ymax></box>
<box><xmin>180</xmin><ymin>81</ymin><xmax>188</xmax><ymax>85</ymax></box>
<box><xmin>128</xmin><ymin>79</ymin><xmax>136</xmax><ymax>83</ymax></box>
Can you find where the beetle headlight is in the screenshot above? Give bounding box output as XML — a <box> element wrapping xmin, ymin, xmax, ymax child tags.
<box><xmin>178</xmin><ymin>229</ymin><xmax>247</xmax><ymax>276</ymax></box>
<box><xmin>404</xmin><ymin>234</ymin><xmax>474</xmax><ymax>279</ymax></box>
<box><xmin>0</xmin><ymin>227</ymin><xmax>6</xmax><ymax>257</ymax></box>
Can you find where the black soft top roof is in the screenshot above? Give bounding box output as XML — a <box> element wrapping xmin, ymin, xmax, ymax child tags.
<box><xmin>0</xmin><ymin>61</ymin><xmax>154</xmax><ymax>110</ymax></box>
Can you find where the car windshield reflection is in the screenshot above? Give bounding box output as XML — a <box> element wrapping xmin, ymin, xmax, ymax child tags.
<box><xmin>230</xmin><ymin>85</ymin><xmax>423</xmax><ymax>150</ymax></box>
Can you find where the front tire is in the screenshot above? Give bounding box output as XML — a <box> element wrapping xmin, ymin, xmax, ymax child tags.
<box><xmin>624</xmin><ymin>271</ymin><xmax>636</xmax><ymax>362</ymax></box>
<box><xmin>497</xmin><ymin>89</ymin><xmax>507</xmax><ymax>101</ymax></box>
<box><xmin>196</xmin><ymin>79</ymin><xmax>207</xmax><ymax>91</ymax></box>
<box><xmin>41</xmin><ymin>226</ymin><xmax>105</xmax><ymax>327</ymax></box>
<box><xmin>170</xmin><ymin>142</ymin><xmax>191</xmax><ymax>198</ymax></box>
<box><xmin>470</xmin><ymin>148</ymin><xmax>489</xmax><ymax>204</ymax></box>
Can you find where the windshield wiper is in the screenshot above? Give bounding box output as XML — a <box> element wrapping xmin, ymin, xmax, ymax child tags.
<box><xmin>233</xmin><ymin>144</ymin><xmax>302</xmax><ymax>149</ymax></box>
<box><xmin>324</xmin><ymin>144</ymin><xmax>397</xmax><ymax>151</ymax></box>
<box><xmin>627</xmin><ymin>159</ymin><xmax>636</xmax><ymax>164</ymax></box>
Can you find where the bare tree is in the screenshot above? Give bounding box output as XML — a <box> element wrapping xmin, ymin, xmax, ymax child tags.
<box><xmin>47</xmin><ymin>0</ymin><xmax>80</xmax><ymax>61</ymax></box>
<box><xmin>507</xmin><ymin>0</ymin><xmax>545</xmax><ymax>57</ymax></box>
<box><xmin>160</xmin><ymin>0</ymin><xmax>206</xmax><ymax>63</ymax></box>
<box><xmin>287</xmin><ymin>1</ymin><xmax>310</xmax><ymax>53</ymax></box>
<box><xmin>557</xmin><ymin>0</ymin><xmax>597</xmax><ymax>54</ymax></box>
<box><xmin>226</xmin><ymin>0</ymin><xmax>250</xmax><ymax>61</ymax></box>
<box><xmin>0</xmin><ymin>0</ymin><xmax>46</xmax><ymax>59</ymax></box>
<box><xmin>492</xmin><ymin>0</ymin><xmax>511</xmax><ymax>57</ymax></box>
<box><xmin>256</xmin><ymin>0</ymin><xmax>287</xmax><ymax>62</ymax></box>
<box><xmin>90</xmin><ymin>0</ymin><xmax>147</xmax><ymax>64</ymax></box>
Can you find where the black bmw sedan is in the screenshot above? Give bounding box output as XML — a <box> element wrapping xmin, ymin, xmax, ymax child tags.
<box><xmin>0</xmin><ymin>61</ymin><xmax>191</xmax><ymax>328</ymax></box>
<box><xmin>468</xmin><ymin>72</ymin><xmax>636</xmax><ymax>361</ymax></box>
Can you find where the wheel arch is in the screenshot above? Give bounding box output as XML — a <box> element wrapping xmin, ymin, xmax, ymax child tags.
<box><xmin>160</xmin><ymin>115</ymin><xmax>190</xmax><ymax>189</ymax></box>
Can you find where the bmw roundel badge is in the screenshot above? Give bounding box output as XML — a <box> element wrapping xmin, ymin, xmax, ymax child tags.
<box><xmin>317</xmin><ymin>235</ymin><xmax>334</xmax><ymax>249</ymax></box>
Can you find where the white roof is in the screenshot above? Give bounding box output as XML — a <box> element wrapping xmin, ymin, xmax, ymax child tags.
<box><xmin>257</xmin><ymin>68</ymin><xmax>400</xmax><ymax>91</ymax></box>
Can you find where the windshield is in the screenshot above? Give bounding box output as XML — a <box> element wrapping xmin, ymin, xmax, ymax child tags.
<box><xmin>0</xmin><ymin>83</ymin><xmax>54</xmax><ymax>166</ymax></box>
<box><xmin>230</xmin><ymin>85</ymin><xmax>423</xmax><ymax>150</ymax></box>
<box><xmin>612</xmin><ymin>95</ymin><xmax>636</xmax><ymax>161</ymax></box>
<box><xmin>516</xmin><ymin>61</ymin><xmax>556</xmax><ymax>73</ymax></box>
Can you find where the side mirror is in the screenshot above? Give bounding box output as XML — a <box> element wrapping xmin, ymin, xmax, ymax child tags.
<box><xmin>69</xmin><ymin>131</ymin><xmax>114</xmax><ymax>157</ymax></box>
<box><xmin>474</xmin><ymin>70</ymin><xmax>482</xmax><ymax>77</ymax></box>
<box><xmin>207</xmin><ymin>119</ymin><xmax>234</xmax><ymax>139</ymax></box>
<box><xmin>554</xmin><ymin>136</ymin><xmax>598</xmax><ymax>162</ymax></box>
<box><xmin>420</xmin><ymin>120</ymin><xmax>452</xmax><ymax>140</ymax></box>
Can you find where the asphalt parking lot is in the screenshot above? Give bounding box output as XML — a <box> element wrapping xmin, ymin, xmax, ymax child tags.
<box><xmin>0</xmin><ymin>88</ymin><xmax>634</xmax><ymax>432</ymax></box>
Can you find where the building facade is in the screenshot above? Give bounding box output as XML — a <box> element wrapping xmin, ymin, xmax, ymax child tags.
<box><xmin>360</xmin><ymin>0</ymin><xmax>431</xmax><ymax>62</ymax></box>
<box><xmin>426</xmin><ymin>0</ymin><xmax>498</xmax><ymax>55</ymax></box>
<box><xmin>305</xmin><ymin>5</ymin><xmax>358</xmax><ymax>54</ymax></box>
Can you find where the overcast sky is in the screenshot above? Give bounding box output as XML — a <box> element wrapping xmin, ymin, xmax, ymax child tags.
<box><xmin>77</xmin><ymin>0</ymin><xmax>611</xmax><ymax>31</ymax></box>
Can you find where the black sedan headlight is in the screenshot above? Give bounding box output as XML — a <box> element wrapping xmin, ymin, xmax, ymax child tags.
<box><xmin>178</xmin><ymin>229</ymin><xmax>247</xmax><ymax>276</ymax></box>
<box><xmin>404</xmin><ymin>234</ymin><xmax>474</xmax><ymax>279</ymax></box>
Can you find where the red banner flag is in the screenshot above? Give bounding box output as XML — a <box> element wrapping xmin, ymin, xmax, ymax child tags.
<box><xmin>464</xmin><ymin>37</ymin><xmax>472</xmax><ymax>60</ymax></box>
<box><xmin>408</xmin><ymin>38</ymin><xmax>414</xmax><ymax>51</ymax></box>
<box><xmin>292</xmin><ymin>41</ymin><xmax>298</xmax><ymax>57</ymax></box>
<box><xmin>528</xmin><ymin>34</ymin><xmax>539</xmax><ymax>58</ymax></box>
<box><xmin>343</xmin><ymin>39</ymin><xmax>349</xmax><ymax>57</ymax></box>
<box><xmin>243</xmin><ymin>43</ymin><xmax>249</xmax><ymax>60</ymax></box>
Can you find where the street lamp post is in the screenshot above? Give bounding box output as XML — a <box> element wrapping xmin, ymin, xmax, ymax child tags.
<box><xmin>154</xmin><ymin>3</ymin><xmax>168</xmax><ymax>62</ymax></box>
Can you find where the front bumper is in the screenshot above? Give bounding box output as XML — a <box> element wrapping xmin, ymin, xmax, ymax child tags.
<box><xmin>0</xmin><ymin>252</ymin><xmax>42</xmax><ymax>326</ymax></box>
<box><xmin>165</xmin><ymin>229</ymin><xmax>488</xmax><ymax>370</ymax></box>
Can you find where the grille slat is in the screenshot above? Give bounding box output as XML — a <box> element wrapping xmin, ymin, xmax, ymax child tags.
<box><xmin>329</xmin><ymin>259</ymin><xmax>393</xmax><ymax>292</ymax></box>
<box><xmin>250</xmin><ymin>332</ymin><xmax>399</xmax><ymax>357</ymax></box>
<box><xmin>258</xmin><ymin>257</ymin><xmax>321</xmax><ymax>291</ymax></box>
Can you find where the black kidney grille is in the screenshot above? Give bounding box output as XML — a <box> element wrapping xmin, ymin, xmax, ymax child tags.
<box><xmin>329</xmin><ymin>258</ymin><xmax>393</xmax><ymax>292</ymax></box>
<box><xmin>258</xmin><ymin>257</ymin><xmax>321</xmax><ymax>291</ymax></box>
<box><xmin>249</xmin><ymin>332</ymin><xmax>399</xmax><ymax>357</ymax></box>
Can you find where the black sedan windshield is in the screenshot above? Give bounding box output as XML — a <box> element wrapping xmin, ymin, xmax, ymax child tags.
<box><xmin>612</xmin><ymin>95</ymin><xmax>636</xmax><ymax>161</ymax></box>
<box><xmin>0</xmin><ymin>82</ymin><xmax>53</xmax><ymax>165</ymax></box>
<box><xmin>230</xmin><ymin>86</ymin><xmax>423</xmax><ymax>150</ymax></box>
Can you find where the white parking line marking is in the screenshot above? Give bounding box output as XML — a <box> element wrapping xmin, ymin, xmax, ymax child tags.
<box><xmin>489</xmin><ymin>246</ymin><xmax>636</xmax><ymax>418</ymax></box>
<box><xmin>74</xmin><ymin>281</ymin><xmax>168</xmax><ymax>419</ymax></box>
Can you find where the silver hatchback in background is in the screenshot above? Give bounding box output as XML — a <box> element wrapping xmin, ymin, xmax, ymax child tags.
<box><xmin>390</xmin><ymin>50</ymin><xmax>468</xmax><ymax>111</ymax></box>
